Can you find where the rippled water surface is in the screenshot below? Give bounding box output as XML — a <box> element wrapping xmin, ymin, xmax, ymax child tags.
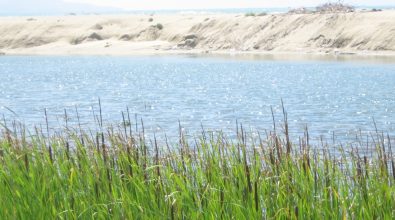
<box><xmin>1</xmin><ymin>55</ymin><xmax>395</xmax><ymax>141</ymax></box>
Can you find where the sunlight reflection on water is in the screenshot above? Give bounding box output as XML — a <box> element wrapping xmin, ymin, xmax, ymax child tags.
<box><xmin>0</xmin><ymin>55</ymin><xmax>394</xmax><ymax>143</ymax></box>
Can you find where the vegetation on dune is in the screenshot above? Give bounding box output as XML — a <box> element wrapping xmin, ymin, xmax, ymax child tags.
<box><xmin>0</xmin><ymin>106</ymin><xmax>394</xmax><ymax>219</ymax></box>
<box><xmin>155</xmin><ymin>23</ymin><xmax>164</xmax><ymax>30</ymax></box>
<box><xmin>245</xmin><ymin>12</ymin><xmax>267</xmax><ymax>17</ymax></box>
<box><xmin>288</xmin><ymin>1</ymin><xmax>355</xmax><ymax>14</ymax></box>
<box><xmin>316</xmin><ymin>2</ymin><xmax>355</xmax><ymax>13</ymax></box>
<box><xmin>245</xmin><ymin>12</ymin><xmax>256</xmax><ymax>17</ymax></box>
<box><xmin>257</xmin><ymin>12</ymin><xmax>268</xmax><ymax>16</ymax></box>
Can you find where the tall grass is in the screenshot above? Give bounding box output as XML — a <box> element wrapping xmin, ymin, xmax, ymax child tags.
<box><xmin>0</xmin><ymin>107</ymin><xmax>394</xmax><ymax>219</ymax></box>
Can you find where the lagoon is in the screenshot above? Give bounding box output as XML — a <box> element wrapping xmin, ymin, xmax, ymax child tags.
<box><xmin>1</xmin><ymin>55</ymin><xmax>395</xmax><ymax>141</ymax></box>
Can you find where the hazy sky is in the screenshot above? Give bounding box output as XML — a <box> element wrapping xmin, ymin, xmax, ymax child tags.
<box><xmin>1</xmin><ymin>0</ymin><xmax>394</xmax><ymax>15</ymax></box>
<box><xmin>64</xmin><ymin>0</ymin><xmax>395</xmax><ymax>10</ymax></box>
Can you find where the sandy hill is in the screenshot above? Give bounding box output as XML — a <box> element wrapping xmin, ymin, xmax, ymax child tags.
<box><xmin>0</xmin><ymin>10</ymin><xmax>394</xmax><ymax>55</ymax></box>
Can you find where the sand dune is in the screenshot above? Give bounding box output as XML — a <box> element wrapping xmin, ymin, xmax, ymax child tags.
<box><xmin>0</xmin><ymin>10</ymin><xmax>395</xmax><ymax>56</ymax></box>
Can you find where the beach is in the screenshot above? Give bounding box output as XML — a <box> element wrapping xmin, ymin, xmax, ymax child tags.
<box><xmin>0</xmin><ymin>10</ymin><xmax>395</xmax><ymax>56</ymax></box>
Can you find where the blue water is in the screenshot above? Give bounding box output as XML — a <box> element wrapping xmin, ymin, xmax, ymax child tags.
<box><xmin>0</xmin><ymin>55</ymin><xmax>395</xmax><ymax>142</ymax></box>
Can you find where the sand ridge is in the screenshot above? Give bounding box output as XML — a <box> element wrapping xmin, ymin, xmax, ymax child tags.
<box><xmin>0</xmin><ymin>10</ymin><xmax>395</xmax><ymax>56</ymax></box>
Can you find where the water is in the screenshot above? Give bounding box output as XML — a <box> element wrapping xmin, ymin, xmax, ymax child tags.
<box><xmin>0</xmin><ymin>55</ymin><xmax>395</xmax><ymax>142</ymax></box>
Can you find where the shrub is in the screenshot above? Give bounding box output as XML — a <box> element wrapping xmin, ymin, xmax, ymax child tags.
<box><xmin>148</xmin><ymin>17</ymin><xmax>153</xmax><ymax>22</ymax></box>
<box><xmin>257</xmin><ymin>12</ymin><xmax>267</xmax><ymax>16</ymax></box>
<box><xmin>316</xmin><ymin>2</ymin><xmax>355</xmax><ymax>13</ymax></box>
<box><xmin>245</xmin><ymin>12</ymin><xmax>256</xmax><ymax>17</ymax></box>
<box><xmin>155</xmin><ymin>23</ymin><xmax>163</xmax><ymax>30</ymax></box>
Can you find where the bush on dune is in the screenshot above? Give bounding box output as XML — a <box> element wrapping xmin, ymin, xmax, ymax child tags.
<box><xmin>288</xmin><ymin>1</ymin><xmax>355</xmax><ymax>14</ymax></box>
<box><xmin>316</xmin><ymin>2</ymin><xmax>355</xmax><ymax>13</ymax></box>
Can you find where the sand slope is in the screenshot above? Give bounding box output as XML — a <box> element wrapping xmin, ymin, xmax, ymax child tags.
<box><xmin>0</xmin><ymin>11</ymin><xmax>395</xmax><ymax>55</ymax></box>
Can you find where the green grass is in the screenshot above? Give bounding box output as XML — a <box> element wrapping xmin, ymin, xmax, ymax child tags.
<box><xmin>0</xmin><ymin>112</ymin><xmax>394</xmax><ymax>219</ymax></box>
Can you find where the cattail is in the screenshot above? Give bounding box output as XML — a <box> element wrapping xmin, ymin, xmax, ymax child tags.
<box><xmin>66</xmin><ymin>141</ymin><xmax>70</xmax><ymax>161</ymax></box>
<box><xmin>171</xmin><ymin>203</ymin><xmax>175</xmax><ymax>220</ymax></box>
<box><xmin>48</xmin><ymin>144</ymin><xmax>53</xmax><ymax>163</ymax></box>
<box><xmin>24</xmin><ymin>153</ymin><xmax>29</xmax><ymax>172</ymax></box>
<box><xmin>269</xmin><ymin>148</ymin><xmax>275</xmax><ymax>165</ymax></box>
<box><xmin>107</xmin><ymin>168</ymin><xmax>112</xmax><ymax>192</ymax></box>
<box><xmin>154</xmin><ymin>134</ymin><xmax>161</xmax><ymax>179</ymax></box>
<box><xmin>275</xmin><ymin>136</ymin><xmax>282</xmax><ymax>163</ymax></box>
<box><xmin>356</xmin><ymin>158</ymin><xmax>362</xmax><ymax>179</ymax></box>
<box><xmin>102</xmin><ymin>133</ymin><xmax>107</xmax><ymax>162</ymax></box>
<box><xmin>392</xmin><ymin>159</ymin><xmax>395</xmax><ymax>180</ymax></box>
<box><xmin>281</xmin><ymin>99</ymin><xmax>291</xmax><ymax>155</ymax></box>
<box><xmin>95</xmin><ymin>181</ymin><xmax>99</xmax><ymax>198</ymax></box>
<box><xmin>295</xmin><ymin>206</ymin><xmax>299</xmax><ymax>219</ymax></box>
<box><xmin>122</xmin><ymin>111</ymin><xmax>128</xmax><ymax>139</ymax></box>
<box><xmin>363</xmin><ymin>156</ymin><xmax>369</xmax><ymax>178</ymax></box>
<box><xmin>96</xmin><ymin>133</ymin><xmax>100</xmax><ymax>153</ymax></box>
<box><xmin>127</xmin><ymin>139</ymin><xmax>133</xmax><ymax>178</ymax></box>
<box><xmin>220</xmin><ymin>188</ymin><xmax>224</xmax><ymax>218</ymax></box>
<box><xmin>254</xmin><ymin>180</ymin><xmax>259</xmax><ymax>212</ymax></box>
<box><xmin>242</xmin><ymin>143</ymin><xmax>252</xmax><ymax>193</ymax></box>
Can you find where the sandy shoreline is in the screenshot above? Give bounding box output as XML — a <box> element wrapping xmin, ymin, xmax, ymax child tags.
<box><xmin>0</xmin><ymin>10</ymin><xmax>395</xmax><ymax>56</ymax></box>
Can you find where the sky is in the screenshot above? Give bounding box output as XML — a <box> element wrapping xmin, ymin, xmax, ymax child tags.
<box><xmin>0</xmin><ymin>0</ymin><xmax>394</xmax><ymax>15</ymax></box>
<box><xmin>64</xmin><ymin>0</ymin><xmax>395</xmax><ymax>10</ymax></box>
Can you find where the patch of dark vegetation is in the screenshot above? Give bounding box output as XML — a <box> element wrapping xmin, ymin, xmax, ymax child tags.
<box><xmin>244</xmin><ymin>12</ymin><xmax>267</xmax><ymax>16</ymax></box>
<box><xmin>330</xmin><ymin>37</ymin><xmax>352</xmax><ymax>48</ymax></box>
<box><xmin>134</xmin><ymin>26</ymin><xmax>162</xmax><ymax>41</ymax></box>
<box><xmin>119</xmin><ymin>34</ymin><xmax>135</xmax><ymax>41</ymax></box>
<box><xmin>288</xmin><ymin>2</ymin><xmax>355</xmax><ymax>14</ymax></box>
<box><xmin>257</xmin><ymin>12</ymin><xmax>268</xmax><ymax>16</ymax></box>
<box><xmin>153</xmin><ymin>23</ymin><xmax>163</xmax><ymax>30</ymax></box>
<box><xmin>371</xmin><ymin>8</ymin><xmax>383</xmax><ymax>12</ymax></box>
<box><xmin>308</xmin><ymin>34</ymin><xmax>352</xmax><ymax>49</ymax></box>
<box><xmin>92</xmin><ymin>24</ymin><xmax>103</xmax><ymax>30</ymax></box>
<box><xmin>88</xmin><ymin>32</ymin><xmax>103</xmax><ymax>40</ymax></box>
<box><xmin>245</xmin><ymin>12</ymin><xmax>256</xmax><ymax>17</ymax></box>
<box><xmin>71</xmin><ymin>32</ymin><xmax>103</xmax><ymax>45</ymax></box>
<box><xmin>177</xmin><ymin>34</ymin><xmax>199</xmax><ymax>49</ymax></box>
<box><xmin>316</xmin><ymin>2</ymin><xmax>355</xmax><ymax>13</ymax></box>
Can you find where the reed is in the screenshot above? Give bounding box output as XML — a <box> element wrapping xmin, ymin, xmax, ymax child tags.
<box><xmin>0</xmin><ymin>108</ymin><xmax>394</xmax><ymax>219</ymax></box>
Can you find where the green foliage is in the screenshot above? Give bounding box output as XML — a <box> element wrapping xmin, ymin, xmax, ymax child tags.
<box><xmin>0</xmin><ymin>120</ymin><xmax>394</xmax><ymax>219</ymax></box>
<box><xmin>245</xmin><ymin>12</ymin><xmax>256</xmax><ymax>17</ymax></box>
